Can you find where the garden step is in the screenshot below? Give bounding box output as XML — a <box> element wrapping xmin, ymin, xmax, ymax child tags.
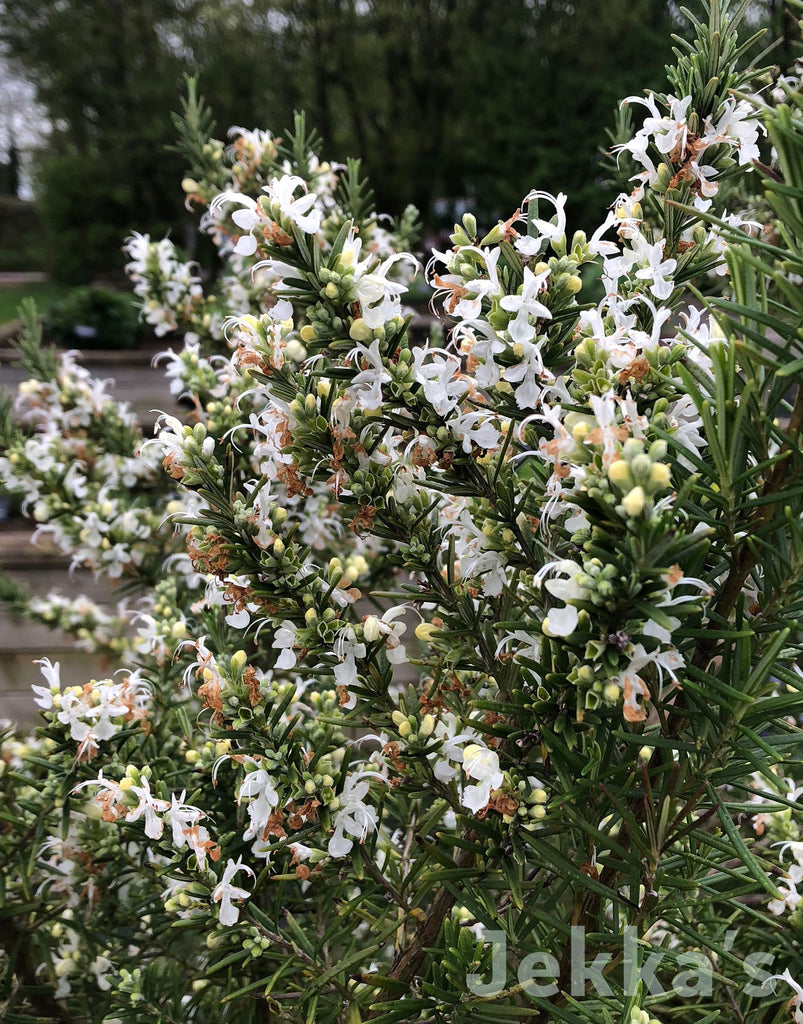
<box><xmin>0</xmin><ymin>271</ymin><xmax>48</xmax><ymax>288</ymax></box>
<box><xmin>0</xmin><ymin>530</ymin><xmax>125</xmax><ymax>725</ymax></box>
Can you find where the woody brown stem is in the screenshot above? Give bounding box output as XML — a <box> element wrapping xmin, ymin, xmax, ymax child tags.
<box><xmin>363</xmin><ymin>845</ymin><xmax>476</xmax><ymax>1019</ymax></box>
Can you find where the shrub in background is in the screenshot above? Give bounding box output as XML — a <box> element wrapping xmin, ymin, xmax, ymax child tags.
<box><xmin>46</xmin><ymin>286</ymin><xmax>144</xmax><ymax>350</ymax></box>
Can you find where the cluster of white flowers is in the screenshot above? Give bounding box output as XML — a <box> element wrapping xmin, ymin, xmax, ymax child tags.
<box><xmin>32</xmin><ymin>659</ymin><xmax>150</xmax><ymax>760</ymax></box>
<box><xmin>618</xmin><ymin>92</ymin><xmax>763</xmax><ymax>203</ymax></box>
<box><xmin>0</xmin><ymin>351</ymin><xmax>167</xmax><ymax>580</ymax></box>
<box><xmin>124</xmin><ymin>232</ymin><xmax>204</xmax><ymax>337</ymax></box>
<box><xmin>26</xmin><ymin>591</ymin><xmax>130</xmax><ymax>653</ymax></box>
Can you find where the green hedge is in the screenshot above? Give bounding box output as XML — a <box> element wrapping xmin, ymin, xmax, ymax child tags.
<box><xmin>47</xmin><ymin>286</ymin><xmax>144</xmax><ymax>349</ymax></box>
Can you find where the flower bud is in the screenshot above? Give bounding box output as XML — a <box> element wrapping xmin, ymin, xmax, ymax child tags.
<box><xmin>622</xmin><ymin>486</ymin><xmax>646</xmax><ymax>517</ymax></box>
<box><xmin>654</xmin><ymin>163</ymin><xmax>673</xmax><ymax>192</ymax></box>
<box><xmin>420</xmin><ymin>714</ymin><xmax>436</xmax><ymax>738</ymax></box>
<box><xmin>349</xmin><ymin>318</ymin><xmax>373</xmax><ymax>342</ymax></box>
<box><xmin>479</xmin><ymin>222</ymin><xmax>505</xmax><ymax>246</ymax></box>
<box><xmin>650</xmin><ymin>463</ymin><xmax>671</xmax><ymax>489</ymax></box>
<box><xmin>415</xmin><ymin>622</ymin><xmax>438</xmax><ymax>641</ymax></box>
<box><xmin>648</xmin><ymin>439</ymin><xmax>668</xmax><ymax>461</ymax></box>
<box><xmin>230</xmin><ymin>650</ymin><xmax>247</xmax><ymax>672</ymax></box>
<box><xmin>285</xmin><ymin>339</ymin><xmax>306</xmax><ymax>362</ymax></box>
<box><xmin>608</xmin><ymin>459</ymin><xmax>632</xmax><ymax>486</ymax></box>
<box><xmin>572</xmin><ymin>420</ymin><xmax>591</xmax><ymax>442</ymax></box>
<box><xmin>630</xmin><ymin>453</ymin><xmax>653</xmax><ymax>483</ymax></box>
<box><xmin>363</xmin><ymin>615</ymin><xmax>381</xmax><ymax>642</ymax></box>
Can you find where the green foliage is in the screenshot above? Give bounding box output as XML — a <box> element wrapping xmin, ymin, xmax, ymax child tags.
<box><xmin>46</xmin><ymin>287</ymin><xmax>143</xmax><ymax>350</ymax></box>
<box><xmin>12</xmin><ymin>298</ymin><xmax>58</xmax><ymax>379</ymax></box>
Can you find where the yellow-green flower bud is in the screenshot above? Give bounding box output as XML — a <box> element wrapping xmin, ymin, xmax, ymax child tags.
<box><xmin>363</xmin><ymin>615</ymin><xmax>381</xmax><ymax>642</ymax></box>
<box><xmin>349</xmin><ymin>318</ymin><xmax>373</xmax><ymax>342</ymax></box>
<box><xmin>415</xmin><ymin>622</ymin><xmax>438</xmax><ymax>641</ymax></box>
<box><xmin>479</xmin><ymin>223</ymin><xmax>505</xmax><ymax>246</ymax></box>
<box><xmin>608</xmin><ymin>459</ymin><xmax>632</xmax><ymax>486</ymax></box>
<box><xmin>650</xmin><ymin>463</ymin><xmax>671</xmax><ymax>489</ymax></box>
<box><xmin>622</xmin><ymin>486</ymin><xmax>646</xmax><ymax>517</ymax></box>
<box><xmin>420</xmin><ymin>714</ymin><xmax>436</xmax><ymax>738</ymax></box>
<box><xmin>655</xmin><ymin>163</ymin><xmax>673</xmax><ymax>192</ymax></box>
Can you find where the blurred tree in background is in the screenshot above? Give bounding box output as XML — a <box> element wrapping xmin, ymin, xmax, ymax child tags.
<box><xmin>0</xmin><ymin>0</ymin><xmax>193</xmax><ymax>283</ymax></box>
<box><xmin>0</xmin><ymin>0</ymin><xmax>774</xmax><ymax>285</ymax></box>
<box><xmin>182</xmin><ymin>0</ymin><xmax>685</xmax><ymax>230</ymax></box>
